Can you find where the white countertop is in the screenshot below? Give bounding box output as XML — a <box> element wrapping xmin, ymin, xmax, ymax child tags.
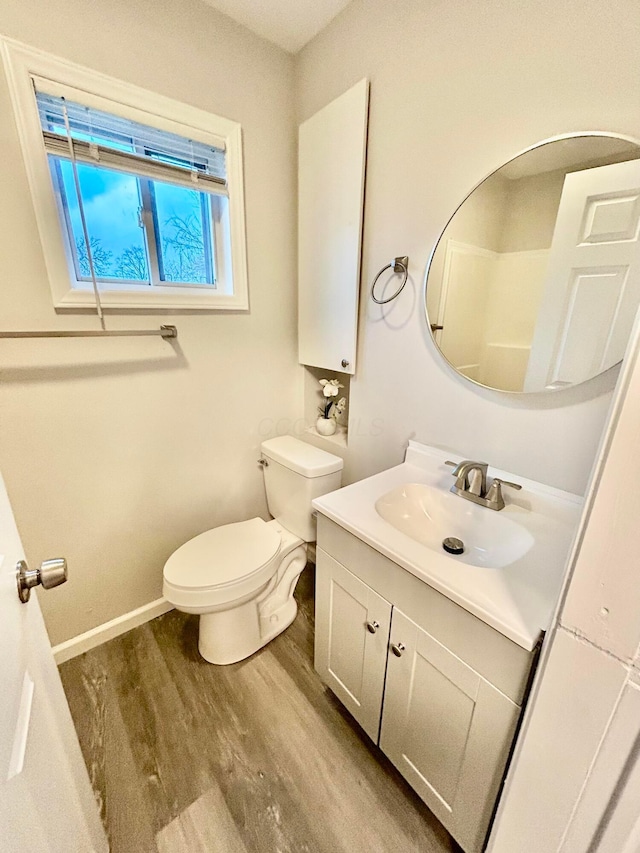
<box><xmin>312</xmin><ymin>442</ymin><xmax>584</xmax><ymax>651</ymax></box>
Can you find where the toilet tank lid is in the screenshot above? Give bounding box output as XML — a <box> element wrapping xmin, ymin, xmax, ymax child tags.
<box><xmin>261</xmin><ymin>436</ymin><xmax>343</xmax><ymax>478</ymax></box>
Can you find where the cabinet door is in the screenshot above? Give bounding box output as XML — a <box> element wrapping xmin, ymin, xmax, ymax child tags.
<box><xmin>298</xmin><ymin>79</ymin><xmax>368</xmax><ymax>374</ymax></box>
<box><xmin>380</xmin><ymin>609</ymin><xmax>520</xmax><ymax>853</ymax></box>
<box><xmin>314</xmin><ymin>549</ymin><xmax>391</xmax><ymax>741</ymax></box>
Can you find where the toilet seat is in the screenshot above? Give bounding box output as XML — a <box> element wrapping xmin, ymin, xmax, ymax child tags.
<box><xmin>163</xmin><ymin>517</ymin><xmax>282</xmax><ymax>613</ymax></box>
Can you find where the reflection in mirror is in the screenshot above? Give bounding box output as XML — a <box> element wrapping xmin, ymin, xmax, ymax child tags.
<box><xmin>425</xmin><ymin>135</ymin><xmax>640</xmax><ymax>393</ymax></box>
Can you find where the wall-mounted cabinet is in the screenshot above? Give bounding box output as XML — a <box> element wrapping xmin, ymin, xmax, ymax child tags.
<box><xmin>298</xmin><ymin>79</ymin><xmax>369</xmax><ymax>376</ymax></box>
<box><xmin>315</xmin><ymin>516</ymin><xmax>535</xmax><ymax>853</ymax></box>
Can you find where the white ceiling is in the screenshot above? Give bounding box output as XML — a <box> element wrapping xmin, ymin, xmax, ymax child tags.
<box><xmin>500</xmin><ymin>137</ymin><xmax>640</xmax><ymax>180</ymax></box>
<box><xmin>199</xmin><ymin>0</ymin><xmax>353</xmax><ymax>53</ymax></box>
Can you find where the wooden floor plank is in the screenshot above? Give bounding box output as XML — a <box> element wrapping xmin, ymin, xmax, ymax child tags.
<box><xmin>60</xmin><ymin>644</ymin><xmax>158</xmax><ymax>852</ymax></box>
<box><xmin>149</xmin><ymin>610</ymin><xmax>327</xmax><ymax>853</ymax></box>
<box><xmin>108</xmin><ymin>624</ymin><xmax>216</xmax><ymax>829</ymax></box>
<box><xmin>157</xmin><ymin>784</ymin><xmax>249</xmax><ymax>853</ymax></box>
<box><xmin>60</xmin><ymin>564</ymin><xmax>458</xmax><ymax>853</ymax></box>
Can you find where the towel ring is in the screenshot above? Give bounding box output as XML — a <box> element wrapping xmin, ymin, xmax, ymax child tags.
<box><xmin>370</xmin><ymin>256</ymin><xmax>409</xmax><ymax>304</ymax></box>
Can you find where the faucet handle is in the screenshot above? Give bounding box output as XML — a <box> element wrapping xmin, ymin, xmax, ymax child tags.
<box><xmin>485</xmin><ymin>477</ymin><xmax>522</xmax><ymax>510</ymax></box>
<box><xmin>493</xmin><ymin>477</ymin><xmax>522</xmax><ymax>491</ymax></box>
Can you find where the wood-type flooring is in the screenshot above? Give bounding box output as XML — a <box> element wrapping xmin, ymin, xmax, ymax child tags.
<box><xmin>60</xmin><ymin>565</ymin><xmax>460</xmax><ymax>853</ymax></box>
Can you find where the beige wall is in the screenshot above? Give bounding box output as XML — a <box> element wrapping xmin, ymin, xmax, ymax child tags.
<box><xmin>296</xmin><ymin>0</ymin><xmax>640</xmax><ymax>493</ymax></box>
<box><xmin>0</xmin><ymin>0</ymin><xmax>298</xmax><ymax>644</ymax></box>
<box><xmin>499</xmin><ymin>170</ymin><xmax>564</xmax><ymax>253</ymax></box>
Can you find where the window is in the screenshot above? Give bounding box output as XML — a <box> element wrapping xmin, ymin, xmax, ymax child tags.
<box><xmin>2</xmin><ymin>40</ymin><xmax>248</xmax><ymax>310</ymax></box>
<box><xmin>38</xmin><ymin>92</ymin><xmax>226</xmax><ymax>289</ymax></box>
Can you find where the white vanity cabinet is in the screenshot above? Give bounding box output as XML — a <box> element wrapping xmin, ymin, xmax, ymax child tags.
<box><xmin>314</xmin><ymin>516</ymin><xmax>536</xmax><ymax>853</ymax></box>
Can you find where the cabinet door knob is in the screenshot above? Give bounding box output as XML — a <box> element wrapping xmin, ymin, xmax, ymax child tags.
<box><xmin>341</xmin><ymin>359</ymin><xmax>350</xmax><ymax>369</ymax></box>
<box><xmin>391</xmin><ymin>642</ymin><xmax>405</xmax><ymax>657</ymax></box>
<box><xmin>366</xmin><ymin>620</ymin><xmax>379</xmax><ymax>634</ymax></box>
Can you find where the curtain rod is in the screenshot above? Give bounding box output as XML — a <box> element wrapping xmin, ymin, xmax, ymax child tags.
<box><xmin>0</xmin><ymin>325</ymin><xmax>177</xmax><ymax>340</ymax></box>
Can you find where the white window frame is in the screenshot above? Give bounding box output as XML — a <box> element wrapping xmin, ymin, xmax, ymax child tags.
<box><xmin>1</xmin><ymin>38</ymin><xmax>249</xmax><ymax>311</ymax></box>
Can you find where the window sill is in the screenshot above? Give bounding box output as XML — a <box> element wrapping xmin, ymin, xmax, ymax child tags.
<box><xmin>55</xmin><ymin>286</ymin><xmax>248</xmax><ymax>311</ymax></box>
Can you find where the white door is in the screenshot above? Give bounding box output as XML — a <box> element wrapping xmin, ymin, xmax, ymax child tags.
<box><xmin>314</xmin><ymin>549</ymin><xmax>391</xmax><ymax>742</ymax></box>
<box><xmin>524</xmin><ymin>158</ymin><xmax>640</xmax><ymax>391</ymax></box>
<box><xmin>0</xmin><ymin>472</ymin><xmax>107</xmax><ymax>852</ymax></box>
<box><xmin>436</xmin><ymin>240</ymin><xmax>496</xmax><ymax>381</ymax></box>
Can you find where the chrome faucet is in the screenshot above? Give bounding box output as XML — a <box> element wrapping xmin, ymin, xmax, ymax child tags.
<box><xmin>446</xmin><ymin>460</ymin><xmax>521</xmax><ymax>511</ymax></box>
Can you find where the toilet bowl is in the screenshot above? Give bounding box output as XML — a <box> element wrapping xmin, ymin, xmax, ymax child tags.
<box><xmin>162</xmin><ymin>436</ymin><xmax>343</xmax><ymax>664</ymax></box>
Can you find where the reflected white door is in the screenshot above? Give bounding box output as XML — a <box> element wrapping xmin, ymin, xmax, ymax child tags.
<box><xmin>0</xmin><ymin>473</ymin><xmax>107</xmax><ymax>852</ymax></box>
<box><xmin>437</xmin><ymin>240</ymin><xmax>497</xmax><ymax>381</ymax></box>
<box><xmin>525</xmin><ymin>159</ymin><xmax>640</xmax><ymax>391</ymax></box>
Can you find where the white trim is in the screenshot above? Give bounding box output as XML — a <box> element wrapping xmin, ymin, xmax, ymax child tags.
<box><xmin>51</xmin><ymin>597</ymin><xmax>174</xmax><ymax>664</ymax></box>
<box><xmin>0</xmin><ymin>37</ymin><xmax>249</xmax><ymax>312</ymax></box>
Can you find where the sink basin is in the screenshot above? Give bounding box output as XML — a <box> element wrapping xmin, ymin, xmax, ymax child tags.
<box><xmin>375</xmin><ymin>482</ymin><xmax>535</xmax><ymax>569</ymax></box>
<box><xmin>312</xmin><ymin>440</ymin><xmax>583</xmax><ymax>650</ymax></box>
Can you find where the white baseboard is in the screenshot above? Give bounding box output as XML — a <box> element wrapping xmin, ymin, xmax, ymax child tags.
<box><xmin>52</xmin><ymin>598</ymin><xmax>174</xmax><ymax>665</ymax></box>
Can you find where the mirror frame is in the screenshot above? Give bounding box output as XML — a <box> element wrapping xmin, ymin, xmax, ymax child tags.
<box><xmin>423</xmin><ymin>131</ymin><xmax>640</xmax><ymax>395</ymax></box>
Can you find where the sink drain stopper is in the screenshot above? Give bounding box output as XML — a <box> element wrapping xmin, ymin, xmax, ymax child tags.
<box><xmin>443</xmin><ymin>537</ymin><xmax>464</xmax><ymax>555</ymax></box>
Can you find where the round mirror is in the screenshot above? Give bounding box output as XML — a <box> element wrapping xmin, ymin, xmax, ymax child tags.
<box><xmin>425</xmin><ymin>133</ymin><xmax>640</xmax><ymax>393</ymax></box>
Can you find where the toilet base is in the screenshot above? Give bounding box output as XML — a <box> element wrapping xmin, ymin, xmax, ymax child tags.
<box><xmin>197</xmin><ymin>544</ymin><xmax>306</xmax><ymax>664</ymax></box>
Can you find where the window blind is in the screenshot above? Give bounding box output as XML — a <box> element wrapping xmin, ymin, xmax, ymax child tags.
<box><xmin>36</xmin><ymin>91</ymin><xmax>227</xmax><ymax>193</ymax></box>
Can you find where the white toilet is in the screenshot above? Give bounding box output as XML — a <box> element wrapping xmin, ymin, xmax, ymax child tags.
<box><xmin>162</xmin><ymin>436</ymin><xmax>343</xmax><ymax>664</ymax></box>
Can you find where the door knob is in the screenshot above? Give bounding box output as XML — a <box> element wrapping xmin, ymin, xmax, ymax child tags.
<box><xmin>16</xmin><ymin>558</ymin><xmax>67</xmax><ymax>604</ymax></box>
<box><xmin>390</xmin><ymin>642</ymin><xmax>405</xmax><ymax>657</ymax></box>
<box><xmin>341</xmin><ymin>359</ymin><xmax>350</xmax><ymax>369</ymax></box>
<box><xmin>366</xmin><ymin>620</ymin><xmax>380</xmax><ymax>634</ymax></box>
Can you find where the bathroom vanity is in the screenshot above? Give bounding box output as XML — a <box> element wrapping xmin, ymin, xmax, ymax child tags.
<box><xmin>312</xmin><ymin>442</ymin><xmax>582</xmax><ymax>853</ymax></box>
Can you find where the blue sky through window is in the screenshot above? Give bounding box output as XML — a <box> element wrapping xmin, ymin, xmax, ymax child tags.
<box><xmin>154</xmin><ymin>182</ymin><xmax>213</xmax><ymax>284</ymax></box>
<box><xmin>54</xmin><ymin>158</ymin><xmax>215</xmax><ymax>285</ymax></box>
<box><xmin>57</xmin><ymin>159</ymin><xmax>149</xmax><ymax>281</ymax></box>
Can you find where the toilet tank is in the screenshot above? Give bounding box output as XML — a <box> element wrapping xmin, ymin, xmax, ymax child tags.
<box><xmin>261</xmin><ymin>436</ymin><xmax>343</xmax><ymax>542</ymax></box>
